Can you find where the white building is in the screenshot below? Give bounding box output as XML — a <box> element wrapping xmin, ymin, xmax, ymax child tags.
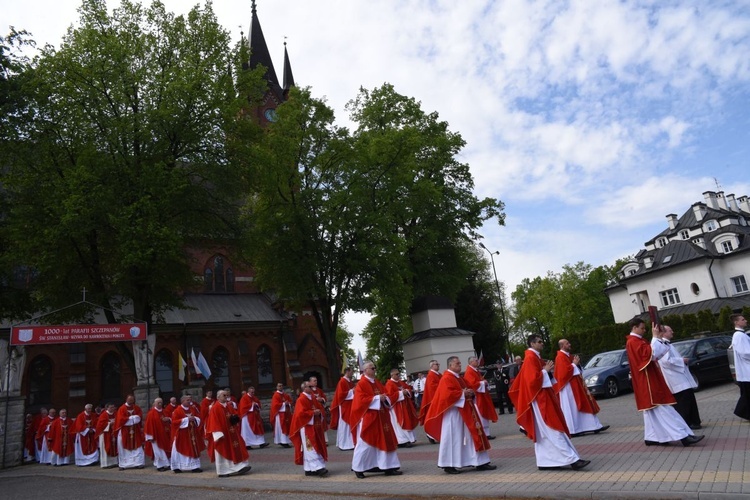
<box><xmin>606</xmin><ymin>191</ymin><xmax>750</xmax><ymax>324</ymax></box>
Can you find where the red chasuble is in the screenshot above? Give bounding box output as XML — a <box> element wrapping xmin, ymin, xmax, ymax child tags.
<box><xmin>330</xmin><ymin>376</ymin><xmax>356</xmax><ymax>430</ymax></box>
<box><xmin>205</xmin><ymin>402</ymin><xmax>248</xmax><ymax>464</ymax></box>
<box><xmin>418</xmin><ymin>370</ymin><xmax>441</xmax><ymax>426</ymax></box>
<box><xmin>73</xmin><ymin>411</ymin><xmax>99</xmax><ymax>455</ymax></box>
<box><xmin>349</xmin><ymin>376</ymin><xmax>398</xmax><ymax>452</ymax></box>
<box><xmin>424</xmin><ymin>371</ymin><xmax>490</xmax><ymax>452</ymax></box>
<box><xmin>36</xmin><ymin>415</ymin><xmax>54</xmax><ymax>450</ymax></box>
<box><xmin>144</xmin><ymin>408</ymin><xmax>171</xmax><ymax>459</ymax></box>
<box><xmin>239</xmin><ymin>394</ymin><xmax>265</xmax><ymax>435</ymax></box>
<box><xmin>114</xmin><ymin>403</ymin><xmax>144</xmax><ymax>450</ymax></box>
<box><xmin>508</xmin><ymin>348</ymin><xmax>570</xmax><ymax>442</ymax></box>
<box><xmin>384</xmin><ymin>379</ymin><xmax>419</xmax><ymax>431</ymax></box>
<box><xmin>553</xmin><ymin>351</ymin><xmax>600</xmax><ymax>414</ymax></box>
<box><xmin>289</xmin><ymin>393</ymin><xmax>328</xmax><ymax>465</ymax></box>
<box><xmin>270</xmin><ymin>391</ymin><xmax>293</xmax><ymax>435</ymax></box>
<box><xmin>200</xmin><ymin>397</ymin><xmax>213</xmax><ymax>423</ymax></box>
<box><xmin>625</xmin><ymin>334</ymin><xmax>677</xmax><ymax>410</ymax></box>
<box><xmin>463</xmin><ymin>365</ymin><xmax>499</xmax><ymax>423</ymax></box>
<box><xmin>25</xmin><ymin>416</ymin><xmax>36</xmax><ymax>457</ymax></box>
<box><xmin>48</xmin><ymin>417</ymin><xmax>75</xmax><ymax>457</ymax></box>
<box><xmin>95</xmin><ymin>411</ymin><xmax>118</xmax><ymax>456</ymax></box>
<box><xmin>163</xmin><ymin>403</ymin><xmax>178</xmax><ymax>419</ymax></box>
<box><xmin>171</xmin><ymin>405</ymin><xmax>205</xmax><ymax>458</ymax></box>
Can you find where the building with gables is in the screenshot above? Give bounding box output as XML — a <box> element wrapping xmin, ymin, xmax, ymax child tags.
<box><xmin>606</xmin><ymin>191</ymin><xmax>750</xmax><ymax>324</ymax></box>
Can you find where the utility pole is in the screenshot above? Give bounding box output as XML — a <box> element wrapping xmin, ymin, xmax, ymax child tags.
<box><xmin>479</xmin><ymin>242</ymin><xmax>511</xmax><ymax>359</ymax></box>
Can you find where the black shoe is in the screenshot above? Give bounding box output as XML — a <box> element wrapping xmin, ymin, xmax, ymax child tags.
<box><xmin>538</xmin><ymin>466</ymin><xmax>563</xmax><ymax>470</ymax></box>
<box><xmin>645</xmin><ymin>440</ymin><xmax>668</xmax><ymax>446</ymax></box>
<box><xmin>173</xmin><ymin>469</ymin><xmax>182</xmax><ymax>473</ymax></box>
<box><xmin>279</xmin><ymin>443</ymin><xmax>291</xmax><ymax>448</ymax></box>
<box><xmin>519</xmin><ymin>427</ymin><xmax>528</xmax><ymax>436</ymax></box>
<box><xmin>594</xmin><ymin>425</ymin><xmax>610</xmax><ymax>434</ymax></box>
<box><xmin>443</xmin><ymin>467</ymin><xmax>461</xmax><ymax>474</ymax></box>
<box><xmin>397</xmin><ymin>442</ymin><xmax>413</xmax><ymax>448</ymax></box>
<box><xmin>427</xmin><ymin>437</ymin><xmax>437</xmax><ymax>444</ymax></box>
<box><xmin>384</xmin><ymin>469</ymin><xmax>403</xmax><ymax>476</ymax></box>
<box><xmin>157</xmin><ymin>466</ymin><xmax>169</xmax><ymax>472</ymax></box>
<box><xmin>305</xmin><ymin>471</ymin><xmax>316</xmax><ymax>476</ymax></box>
<box><xmin>476</xmin><ymin>463</ymin><xmax>497</xmax><ymax>471</ymax></box>
<box><xmin>191</xmin><ymin>468</ymin><xmax>202</xmax><ymax>473</ymax></box>
<box><xmin>355</xmin><ymin>471</ymin><xmax>365</xmax><ymax>479</ymax></box>
<box><xmin>365</xmin><ymin>467</ymin><xmax>382</xmax><ymax>473</ymax></box>
<box><xmin>498</xmin><ymin>411</ymin><xmax>505</xmax><ymax>415</ymax></box>
<box><xmin>688</xmin><ymin>424</ymin><xmax>702</xmax><ymax>430</ymax></box>
<box><xmin>681</xmin><ymin>435</ymin><xmax>704</xmax><ymax>447</ymax></box>
<box><xmin>486</xmin><ymin>435</ymin><xmax>496</xmax><ymax>440</ymax></box>
<box><xmin>569</xmin><ymin>432</ymin><xmax>583</xmax><ymax>438</ymax></box>
<box><xmin>259</xmin><ymin>442</ymin><xmax>270</xmax><ymax>448</ymax></box>
<box><xmin>316</xmin><ymin>468</ymin><xmax>329</xmax><ymax>477</ymax></box>
<box><xmin>571</xmin><ymin>459</ymin><xmax>591</xmax><ymax>470</ymax></box>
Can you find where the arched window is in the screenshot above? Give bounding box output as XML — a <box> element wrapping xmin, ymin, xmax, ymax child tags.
<box><xmin>28</xmin><ymin>355</ymin><xmax>53</xmax><ymax>407</ymax></box>
<box><xmin>155</xmin><ymin>349</ymin><xmax>173</xmax><ymax>395</ymax></box>
<box><xmin>212</xmin><ymin>347</ymin><xmax>230</xmax><ymax>388</ymax></box>
<box><xmin>101</xmin><ymin>352</ymin><xmax>121</xmax><ymax>402</ymax></box>
<box><xmin>256</xmin><ymin>345</ymin><xmax>273</xmax><ymax>385</ymax></box>
<box><xmin>203</xmin><ymin>268</ymin><xmax>213</xmax><ymax>292</ymax></box>
<box><xmin>203</xmin><ymin>254</ymin><xmax>235</xmax><ymax>293</ymax></box>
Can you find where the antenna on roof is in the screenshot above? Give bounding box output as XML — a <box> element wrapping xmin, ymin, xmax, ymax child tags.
<box><xmin>714</xmin><ymin>177</ymin><xmax>722</xmax><ymax>191</ymax></box>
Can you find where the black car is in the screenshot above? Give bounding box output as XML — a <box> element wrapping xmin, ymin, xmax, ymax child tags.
<box><xmin>671</xmin><ymin>335</ymin><xmax>733</xmax><ymax>389</ymax></box>
<box><xmin>582</xmin><ymin>349</ymin><xmax>632</xmax><ymax>398</ymax></box>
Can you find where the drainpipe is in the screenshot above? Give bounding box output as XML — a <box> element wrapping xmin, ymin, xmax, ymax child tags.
<box><xmin>707</xmin><ymin>259</ymin><xmax>719</xmax><ymax>297</ymax></box>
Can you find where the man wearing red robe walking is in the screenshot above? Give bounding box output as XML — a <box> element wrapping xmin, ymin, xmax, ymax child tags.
<box><xmin>330</xmin><ymin>366</ymin><xmax>356</xmax><ymax>451</ymax></box>
<box><xmin>385</xmin><ymin>369</ymin><xmax>418</xmax><ymax>447</ymax></box>
<box><xmin>554</xmin><ymin>339</ymin><xmax>609</xmax><ymax>436</ymax></box>
<box><xmin>289</xmin><ymin>381</ymin><xmax>329</xmax><ymax>477</ymax></box>
<box><xmin>73</xmin><ymin>404</ymin><xmax>99</xmax><ymax>466</ymax></box>
<box><xmin>144</xmin><ymin>397</ymin><xmax>172</xmax><ymax>471</ymax></box>
<box><xmin>239</xmin><ymin>386</ymin><xmax>268</xmax><ymax>449</ymax></box>
<box><xmin>625</xmin><ymin>317</ymin><xmax>703</xmax><ymax>446</ymax></box>
<box><xmin>36</xmin><ymin>407</ymin><xmax>55</xmax><ymax>464</ymax></box>
<box><xmin>510</xmin><ymin>334</ymin><xmax>590</xmax><ymax>470</ymax></box>
<box><xmin>205</xmin><ymin>389</ymin><xmax>251</xmax><ymax>477</ymax></box>
<box><xmin>418</xmin><ymin>360</ymin><xmax>441</xmax><ymax>443</ymax></box>
<box><xmin>350</xmin><ymin>361</ymin><xmax>402</xmax><ymax>479</ymax></box>
<box><xmin>464</xmin><ymin>356</ymin><xmax>498</xmax><ymax>439</ymax></box>
<box><xmin>48</xmin><ymin>408</ymin><xmax>75</xmax><ymax>466</ymax></box>
<box><xmin>425</xmin><ymin>356</ymin><xmax>496</xmax><ymax>474</ymax></box>
<box><xmin>96</xmin><ymin>403</ymin><xmax>118</xmax><ymax>468</ymax></box>
<box><xmin>171</xmin><ymin>395</ymin><xmax>205</xmax><ymax>473</ymax></box>
<box><xmin>271</xmin><ymin>383</ymin><xmax>293</xmax><ymax>447</ymax></box>
<box><xmin>115</xmin><ymin>394</ymin><xmax>145</xmax><ymax>470</ymax></box>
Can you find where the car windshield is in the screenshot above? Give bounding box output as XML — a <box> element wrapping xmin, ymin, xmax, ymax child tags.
<box><xmin>673</xmin><ymin>342</ymin><xmax>694</xmax><ymax>357</ymax></box>
<box><xmin>584</xmin><ymin>352</ymin><xmax>621</xmax><ymax>369</ymax></box>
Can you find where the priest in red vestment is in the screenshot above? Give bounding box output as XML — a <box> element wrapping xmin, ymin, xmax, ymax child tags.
<box><xmin>349</xmin><ymin>360</ymin><xmax>402</xmax><ymax>478</ymax></box>
<box><xmin>385</xmin><ymin>369</ymin><xmax>418</xmax><ymax>447</ymax></box>
<box><xmin>425</xmin><ymin>356</ymin><xmax>495</xmax><ymax>474</ymax></box>
<box><xmin>96</xmin><ymin>403</ymin><xmax>118</xmax><ymax>468</ymax></box>
<box><xmin>36</xmin><ymin>408</ymin><xmax>55</xmax><ymax>464</ymax></box>
<box><xmin>289</xmin><ymin>381</ymin><xmax>329</xmax><ymax>477</ymax></box>
<box><xmin>32</xmin><ymin>408</ymin><xmax>48</xmax><ymax>463</ymax></box>
<box><xmin>553</xmin><ymin>339</ymin><xmax>608</xmax><ymax>436</ymax></box>
<box><xmin>48</xmin><ymin>408</ymin><xmax>75</xmax><ymax>466</ymax></box>
<box><xmin>144</xmin><ymin>398</ymin><xmax>171</xmax><ymax>471</ymax></box>
<box><xmin>200</xmin><ymin>391</ymin><xmax>214</xmax><ymax>423</ymax></box>
<box><xmin>308</xmin><ymin>376</ymin><xmax>329</xmax><ymax>444</ymax></box>
<box><xmin>239</xmin><ymin>386</ymin><xmax>268</xmax><ymax>449</ymax></box>
<box><xmin>509</xmin><ymin>334</ymin><xmax>589</xmax><ymax>470</ymax></box>
<box><xmin>418</xmin><ymin>360</ymin><xmax>441</xmax><ymax>443</ymax></box>
<box><xmin>464</xmin><ymin>356</ymin><xmax>498</xmax><ymax>439</ymax></box>
<box><xmin>170</xmin><ymin>395</ymin><xmax>205</xmax><ymax>472</ymax></box>
<box><xmin>271</xmin><ymin>383</ymin><xmax>293</xmax><ymax>447</ymax></box>
<box><xmin>73</xmin><ymin>404</ymin><xmax>99</xmax><ymax>466</ymax></box>
<box><xmin>163</xmin><ymin>397</ymin><xmax>179</xmax><ymax>419</ymax></box>
<box><xmin>205</xmin><ymin>389</ymin><xmax>251</xmax><ymax>477</ymax></box>
<box><xmin>114</xmin><ymin>394</ymin><xmax>145</xmax><ymax>469</ymax></box>
<box><xmin>625</xmin><ymin>318</ymin><xmax>703</xmax><ymax>446</ymax></box>
<box><xmin>330</xmin><ymin>367</ymin><xmax>356</xmax><ymax>450</ymax></box>
<box><xmin>24</xmin><ymin>413</ymin><xmax>36</xmax><ymax>463</ymax></box>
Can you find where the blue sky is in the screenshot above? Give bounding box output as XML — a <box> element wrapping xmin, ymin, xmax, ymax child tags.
<box><xmin>4</xmin><ymin>0</ymin><xmax>750</xmax><ymax>346</ymax></box>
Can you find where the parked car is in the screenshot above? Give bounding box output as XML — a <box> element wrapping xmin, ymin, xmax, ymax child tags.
<box><xmin>671</xmin><ymin>335</ymin><xmax>734</xmax><ymax>389</ymax></box>
<box><xmin>729</xmin><ymin>344</ymin><xmax>735</xmax><ymax>380</ymax></box>
<box><xmin>582</xmin><ymin>349</ymin><xmax>632</xmax><ymax>398</ymax></box>
<box><xmin>480</xmin><ymin>364</ymin><xmax>503</xmax><ymax>405</ymax></box>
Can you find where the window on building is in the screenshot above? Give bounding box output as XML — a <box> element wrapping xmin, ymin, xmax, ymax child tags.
<box><xmin>657</xmin><ymin>237</ymin><xmax>667</xmax><ymax>248</ymax></box>
<box><xmin>28</xmin><ymin>355</ymin><xmax>53</xmax><ymax>407</ymax></box>
<box><xmin>721</xmin><ymin>240</ymin><xmax>734</xmax><ymax>253</ymax></box>
<box><xmin>212</xmin><ymin>347</ymin><xmax>230</xmax><ymax>388</ymax></box>
<box><xmin>662</xmin><ymin>255</ymin><xmax>672</xmax><ymax>264</ymax></box>
<box><xmin>101</xmin><ymin>352</ymin><xmax>121</xmax><ymax>402</ymax></box>
<box><xmin>628</xmin><ymin>269</ymin><xmax>636</xmax><ymax>276</ymax></box>
<box><xmin>704</xmin><ymin>220</ymin><xmax>717</xmax><ymax>232</ymax></box>
<box><xmin>659</xmin><ymin>288</ymin><xmax>681</xmax><ymax>306</ymax></box>
<box><xmin>204</xmin><ymin>255</ymin><xmax>235</xmax><ymax>293</ymax></box>
<box><xmin>256</xmin><ymin>345</ymin><xmax>273</xmax><ymax>385</ymax></box>
<box><xmin>70</xmin><ymin>343</ymin><xmax>86</xmax><ymax>364</ymax></box>
<box><xmin>680</xmin><ymin>230</ymin><xmax>690</xmax><ymax>240</ymax></box>
<box><xmin>731</xmin><ymin>275</ymin><xmax>749</xmax><ymax>294</ymax></box>
<box><xmin>155</xmin><ymin>349</ymin><xmax>174</xmax><ymax>395</ymax></box>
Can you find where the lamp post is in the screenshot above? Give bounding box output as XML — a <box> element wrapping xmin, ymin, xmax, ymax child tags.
<box><xmin>479</xmin><ymin>242</ymin><xmax>511</xmax><ymax>359</ymax></box>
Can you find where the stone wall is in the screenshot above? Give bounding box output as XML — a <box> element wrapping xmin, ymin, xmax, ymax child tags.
<box><xmin>0</xmin><ymin>395</ymin><xmax>25</xmax><ymax>469</ymax></box>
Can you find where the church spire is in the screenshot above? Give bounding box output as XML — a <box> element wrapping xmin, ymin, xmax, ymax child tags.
<box><xmin>249</xmin><ymin>0</ymin><xmax>283</xmax><ymax>101</ymax></box>
<box><xmin>282</xmin><ymin>39</ymin><xmax>295</xmax><ymax>98</ymax></box>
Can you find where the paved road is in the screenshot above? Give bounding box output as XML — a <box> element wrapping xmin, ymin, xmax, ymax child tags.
<box><xmin>2</xmin><ymin>381</ymin><xmax>749</xmax><ymax>499</ymax></box>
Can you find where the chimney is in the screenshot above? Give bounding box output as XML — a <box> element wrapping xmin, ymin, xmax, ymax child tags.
<box><xmin>717</xmin><ymin>191</ymin><xmax>728</xmax><ymax>210</ymax></box>
<box><xmin>738</xmin><ymin>196</ymin><xmax>750</xmax><ymax>214</ymax></box>
<box><xmin>666</xmin><ymin>214</ymin><xmax>678</xmax><ymax>230</ymax></box>
<box><xmin>692</xmin><ymin>203</ymin><xmax>706</xmax><ymax>222</ymax></box>
<box><xmin>644</xmin><ymin>255</ymin><xmax>654</xmax><ymax>269</ymax></box>
<box><xmin>703</xmin><ymin>191</ymin><xmax>719</xmax><ymax>209</ymax></box>
<box><xmin>727</xmin><ymin>194</ymin><xmax>739</xmax><ymax>212</ymax></box>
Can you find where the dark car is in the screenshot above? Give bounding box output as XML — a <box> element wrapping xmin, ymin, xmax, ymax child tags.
<box><xmin>480</xmin><ymin>364</ymin><xmax>503</xmax><ymax>405</ymax></box>
<box><xmin>671</xmin><ymin>335</ymin><xmax>733</xmax><ymax>389</ymax></box>
<box><xmin>582</xmin><ymin>349</ymin><xmax>632</xmax><ymax>398</ymax></box>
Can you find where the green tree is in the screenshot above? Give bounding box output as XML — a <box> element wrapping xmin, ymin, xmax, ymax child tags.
<box><xmin>246</xmin><ymin>84</ymin><xmax>504</xmax><ymax>378</ymax></box>
<box><xmin>1</xmin><ymin>1</ymin><xmax>262</xmax><ymax>334</ymax></box>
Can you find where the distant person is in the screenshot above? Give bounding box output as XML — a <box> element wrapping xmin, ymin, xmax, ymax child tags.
<box><xmin>205</xmin><ymin>390</ymin><xmax>251</xmax><ymax>477</ymax></box>
<box><xmin>554</xmin><ymin>339</ymin><xmax>609</xmax><ymax>436</ymax></box>
<box><xmin>418</xmin><ymin>360</ymin><xmax>441</xmax><ymax>443</ymax></box>
<box><xmin>48</xmin><ymin>408</ymin><xmax>74</xmax><ymax>466</ymax></box>
<box><xmin>730</xmin><ymin>314</ymin><xmax>750</xmax><ymax>420</ymax></box>
<box><xmin>385</xmin><ymin>369</ymin><xmax>419</xmax><ymax>447</ymax></box>
<box><xmin>289</xmin><ymin>381</ymin><xmax>329</xmax><ymax>477</ymax></box>
<box><xmin>73</xmin><ymin>404</ymin><xmax>99</xmax><ymax>466</ymax></box>
<box><xmin>495</xmin><ymin>365</ymin><xmax>514</xmax><ymax>414</ymax></box>
<box><xmin>239</xmin><ymin>386</ymin><xmax>268</xmax><ymax>449</ymax></box>
<box><xmin>95</xmin><ymin>404</ymin><xmax>118</xmax><ymax>468</ymax></box>
<box><xmin>625</xmin><ymin>317</ymin><xmax>703</xmax><ymax>446</ymax></box>
<box><xmin>308</xmin><ymin>376</ymin><xmax>329</xmax><ymax>444</ymax></box>
<box><xmin>115</xmin><ymin>395</ymin><xmax>145</xmax><ymax>470</ymax></box>
<box><xmin>413</xmin><ymin>372</ymin><xmax>426</xmax><ymax>410</ymax></box>
<box><xmin>144</xmin><ymin>398</ymin><xmax>171</xmax><ymax>472</ymax></box>
<box><xmin>510</xmin><ymin>335</ymin><xmax>590</xmax><ymax>471</ymax></box>
<box><xmin>464</xmin><ymin>356</ymin><xmax>497</xmax><ymax>438</ymax></box>
<box><xmin>652</xmin><ymin>325</ymin><xmax>701</xmax><ymax>429</ymax></box>
<box><xmin>330</xmin><ymin>367</ymin><xmax>356</xmax><ymax>451</ymax></box>
<box><xmin>271</xmin><ymin>383</ymin><xmax>293</xmax><ymax>448</ymax></box>
<box><xmin>170</xmin><ymin>395</ymin><xmax>204</xmax><ymax>473</ymax></box>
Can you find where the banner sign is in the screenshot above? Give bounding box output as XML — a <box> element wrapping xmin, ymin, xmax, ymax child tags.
<box><xmin>10</xmin><ymin>323</ymin><xmax>147</xmax><ymax>345</ymax></box>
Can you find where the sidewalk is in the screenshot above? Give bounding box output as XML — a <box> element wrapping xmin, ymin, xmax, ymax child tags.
<box><xmin>2</xmin><ymin>382</ymin><xmax>749</xmax><ymax>499</ymax></box>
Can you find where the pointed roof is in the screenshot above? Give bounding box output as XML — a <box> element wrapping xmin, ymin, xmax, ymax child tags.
<box><xmin>282</xmin><ymin>41</ymin><xmax>295</xmax><ymax>94</ymax></box>
<box><xmin>249</xmin><ymin>0</ymin><xmax>284</xmax><ymax>101</ymax></box>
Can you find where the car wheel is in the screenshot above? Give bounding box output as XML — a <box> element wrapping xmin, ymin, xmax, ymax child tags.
<box><xmin>605</xmin><ymin>377</ymin><xmax>619</xmax><ymax>398</ymax></box>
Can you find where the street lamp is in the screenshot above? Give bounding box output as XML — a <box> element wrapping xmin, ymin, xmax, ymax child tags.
<box><xmin>479</xmin><ymin>242</ymin><xmax>511</xmax><ymax>359</ymax></box>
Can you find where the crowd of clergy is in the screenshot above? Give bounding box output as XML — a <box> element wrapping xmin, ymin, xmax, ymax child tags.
<box><xmin>24</xmin><ymin>315</ymin><xmax>748</xmax><ymax>478</ymax></box>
